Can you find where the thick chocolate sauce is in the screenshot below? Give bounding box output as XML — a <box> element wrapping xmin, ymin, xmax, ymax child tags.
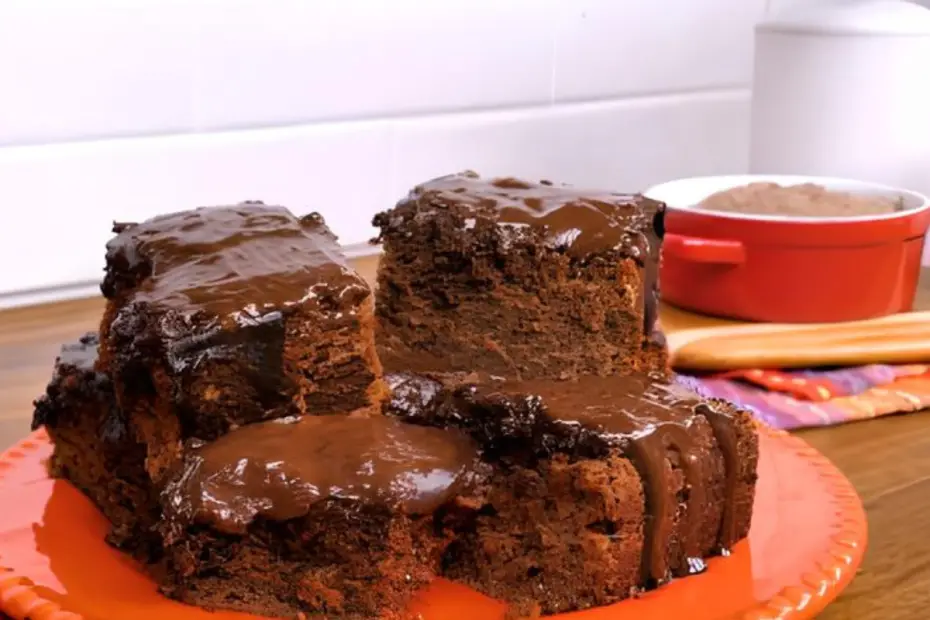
<box><xmin>103</xmin><ymin>205</ymin><xmax>370</xmax><ymax>326</ymax></box>
<box><xmin>161</xmin><ymin>415</ymin><xmax>479</xmax><ymax>537</ymax></box>
<box><xmin>501</xmin><ymin>375</ymin><xmax>713</xmax><ymax>583</ymax></box>
<box><xmin>405</xmin><ymin>172</ymin><xmax>666</xmax><ymax>339</ymax></box>
<box><xmin>697</xmin><ymin>403</ymin><xmax>741</xmax><ymax>550</ymax></box>
<box><xmin>385</xmin><ymin>371</ymin><xmax>742</xmax><ymax>583</ymax></box>
<box><xmin>102</xmin><ymin>204</ymin><xmax>372</xmax><ymax>396</ymax></box>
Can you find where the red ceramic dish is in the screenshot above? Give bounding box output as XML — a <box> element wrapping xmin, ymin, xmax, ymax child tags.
<box><xmin>646</xmin><ymin>175</ymin><xmax>930</xmax><ymax>323</ymax></box>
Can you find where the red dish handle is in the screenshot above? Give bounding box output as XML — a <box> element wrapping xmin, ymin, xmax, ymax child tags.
<box><xmin>663</xmin><ymin>233</ymin><xmax>746</xmax><ymax>265</ymax></box>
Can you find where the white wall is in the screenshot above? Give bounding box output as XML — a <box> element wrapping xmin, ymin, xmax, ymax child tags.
<box><xmin>0</xmin><ymin>0</ymin><xmax>782</xmax><ymax>301</ymax></box>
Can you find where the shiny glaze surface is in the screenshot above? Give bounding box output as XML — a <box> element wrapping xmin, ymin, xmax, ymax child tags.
<box><xmin>397</xmin><ymin>172</ymin><xmax>666</xmax><ymax>336</ymax></box>
<box><xmin>103</xmin><ymin>204</ymin><xmax>369</xmax><ymax>325</ymax></box>
<box><xmin>161</xmin><ymin>414</ymin><xmax>479</xmax><ymax>536</ymax></box>
<box><xmin>410</xmin><ymin>172</ymin><xmax>661</xmax><ymax>258</ymax></box>
<box><xmin>101</xmin><ymin>205</ymin><xmax>373</xmax><ymax>397</ymax></box>
<box><xmin>495</xmin><ymin>375</ymin><xmax>732</xmax><ymax>583</ymax></box>
<box><xmin>386</xmin><ymin>370</ymin><xmax>739</xmax><ymax>584</ymax></box>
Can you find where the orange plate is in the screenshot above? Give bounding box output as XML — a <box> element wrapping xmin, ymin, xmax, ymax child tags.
<box><xmin>0</xmin><ymin>425</ymin><xmax>866</xmax><ymax>620</ymax></box>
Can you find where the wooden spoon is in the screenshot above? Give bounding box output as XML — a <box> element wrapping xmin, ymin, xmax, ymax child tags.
<box><xmin>662</xmin><ymin>304</ymin><xmax>930</xmax><ymax>370</ymax></box>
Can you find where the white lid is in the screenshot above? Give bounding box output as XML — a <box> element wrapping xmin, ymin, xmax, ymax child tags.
<box><xmin>758</xmin><ymin>0</ymin><xmax>930</xmax><ymax>37</ymax></box>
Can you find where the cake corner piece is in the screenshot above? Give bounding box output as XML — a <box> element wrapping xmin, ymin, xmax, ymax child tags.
<box><xmin>383</xmin><ymin>370</ymin><xmax>759</xmax><ymax>615</ymax></box>
<box><xmin>154</xmin><ymin>414</ymin><xmax>483</xmax><ymax>619</ymax></box>
<box><xmin>97</xmin><ymin>203</ymin><xmax>386</xmax><ymax>449</ymax></box>
<box><xmin>373</xmin><ymin>171</ymin><xmax>669</xmax><ymax>380</ymax></box>
<box><xmin>30</xmin><ymin>332</ymin><xmax>157</xmax><ymax>554</ymax></box>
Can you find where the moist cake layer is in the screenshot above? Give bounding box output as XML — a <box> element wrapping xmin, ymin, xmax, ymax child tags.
<box><xmin>497</xmin><ymin>375</ymin><xmax>739</xmax><ymax>581</ymax></box>
<box><xmin>97</xmin><ymin>204</ymin><xmax>385</xmax><ymax>482</ymax></box>
<box><xmin>155</xmin><ymin>415</ymin><xmax>481</xmax><ymax>619</ymax></box>
<box><xmin>415</xmin><ymin>173</ymin><xmax>665</xmax><ymax>337</ymax></box>
<box><xmin>386</xmin><ymin>372</ymin><xmax>757</xmax><ymax>590</ymax></box>
<box><xmin>31</xmin><ymin>333</ymin><xmax>157</xmax><ymax>555</ymax></box>
<box><xmin>373</xmin><ymin>172</ymin><xmax>668</xmax><ymax>379</ymax></box>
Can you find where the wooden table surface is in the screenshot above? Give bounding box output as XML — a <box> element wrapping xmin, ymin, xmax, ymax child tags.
<box><xmin>1</xmin><ymin>258</ymin><xmax>928</xmax><ymax>619</ymax></box>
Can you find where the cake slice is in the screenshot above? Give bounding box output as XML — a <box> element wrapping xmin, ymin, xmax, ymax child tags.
<box><xmin>155</xmin><ymin>414</ymin><xmax>482</xmax><ymax>619</ymax></box>
<box><xmin>372</xmin><ymin>172</ymin><xmax>668</xmax><ymax>380</ymax></box>
<box><xmin>385</xmin><ymin>371</ymin><xmax>758</xmax><ymax>616</ymax></box>
<box><xmin>98</xmin><ymin>204</ymin><xmax>386</xmax><ymax>480</ymax></box>
<box><xmin>31</xmin><ymin>333</ymin><xmax>158</xmax><ymax>554</ymax></box>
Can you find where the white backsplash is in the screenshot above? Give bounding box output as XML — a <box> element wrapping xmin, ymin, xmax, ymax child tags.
<box><xmin>0</xmin><ymin>0</ymin><xmax>898</xmax><ymax>302</ymax></box>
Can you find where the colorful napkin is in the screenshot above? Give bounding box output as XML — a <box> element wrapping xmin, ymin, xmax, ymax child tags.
<box><xmin>678</xmin><ymin>364</ymin><xmax>930</xmax><ymax>430</ymax></box>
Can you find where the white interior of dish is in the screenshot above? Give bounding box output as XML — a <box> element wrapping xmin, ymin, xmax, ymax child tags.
<box><xmin>644</xmin><ymin>174</ymin><xmax>930</xmax><ymax>223</ymax></box>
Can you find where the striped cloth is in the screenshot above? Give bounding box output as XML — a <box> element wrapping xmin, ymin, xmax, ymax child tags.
<box><xmin>678</xmin><ymin>365</ymin><xmax>930</xmax><ymax>430</ymax></box>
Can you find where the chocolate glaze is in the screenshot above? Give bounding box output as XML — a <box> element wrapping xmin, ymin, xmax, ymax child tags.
<box><xmin>384</xmin><ymin>371</ymin><xmax>741</xmax><ymax>583</ymax></box>
<box><xmin>101</xmin><ymin>204</ymin><xmax>372</xmax><ymax>401</ymax></box>
<box><xmin>500</xmin><ymin>375</ymin><xmax>710</xmax><ymax>584</ymax></box>
<box><xmin>161</xmin><ymin>415</ymin><xmax>479</xmax><ymax>538</ymax></box>
<box><xmin>388</xmin><ymin>172</ymin><xmax>666</xmax><ymax>338</ymax></box>
<box><xmin>102</xmin><ymin>204</ymin><xmax>370</xmax><ymax>327</ymax></box>
<box><xmin>385</xmin><ymin>371</ymin><xmax>610</xmax><ymax>458</ymax></box>
<box><xmin>698</xmin><ymin>404</ymin><xmax>740</xmax><ymax>550</ymax></box>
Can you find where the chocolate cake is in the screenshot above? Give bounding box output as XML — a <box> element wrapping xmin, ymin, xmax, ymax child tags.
<box><xmin>155</xmin><ymin>415</ymin><xmax>482</xmax><ymax>619</ymax></box>
<box><xmin>27</xmin><ymin>180</ymin><xmax>759</xmax><ymax>620</ymax></box>
<box><xmin>31</xmin><ymin>333</ymin><xmax>157</xmax><ymax>552</ymax></box>
<box><xmin>98</xmin><ymin>204</ymin><xmax>386</xmax><ymax>481</ymax></box>
<box><xmin>372</xmin><ymin>172</ymin><xmax>668</xmax><ymax>379</ymax></box>
<box><xmin>385</xmin><ymin>371</ymin><xmax>758</xmax><ymax>616</ymax></box>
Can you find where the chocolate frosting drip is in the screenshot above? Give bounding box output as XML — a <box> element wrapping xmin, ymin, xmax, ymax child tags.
<box><xmin>384</xmin><ymin>172</ymin><xmax>667</xmax><ymax>338</ymax></box>
<box><xmin>543</xmin><ymin>380</ymin><xmax>743</xmax><ymax>573</ymax></box>
<box><xmin>161</xmin><ymin>415</ymin><xmax>479</xmax><ymax>537</ymax></box>
<box><xmin>697</xmin><ymin>403</ymin><xmax>740</xmax><ymax>551</ymax></box>
<box><xmin>643</xmin><ymin>207</ymin><xmax>666</xmax><ymax>342</ymax></box>
<box><xmin>385</xmin><ymin>372</ymin><xmax>731</xmax><ymax>582</ymax></box>
<box><xmin>521</xmin><ymin>377</ymin><xmax>710</xmax><ymax>583</ymax></box>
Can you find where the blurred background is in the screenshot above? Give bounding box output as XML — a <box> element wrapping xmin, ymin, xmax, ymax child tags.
<box><xmin>1</xmin><ymin>0</ymin><xmax>929</xmax><ymax>307</ymax></box>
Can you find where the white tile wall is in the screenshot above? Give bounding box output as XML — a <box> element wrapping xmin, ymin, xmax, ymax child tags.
<box><xmin>0</xmin><ymin>0</ymin><xmax>197</xmax><ymax>146</ymax></box>
<box><xmin>0</xmin><ymin>0</ymin><xmax>769</xmax><ymax>303</ymax></box>
<box><xmin>190</xmin><ymin>0</ymin><xmax>558</xmax><ymax>130</ymax></box>
<box><xmin>0</xmin><ymin>91</ymin><xmax>751</xmax><ymax>300</ymax></box>
<box><xmin>552</xmin><ymin>0</ymin><xmax>766</xmax><ymax>100</ymax></box>
<box><xmin>390</xmin><ymin>91</ymin><xmax>751</xmax><ymax>199</ymax></box>
<box><xmin>765</xmin><ymin>0</ymin><xmax>930</xmax><ymax>15</ymax></box>
<box><xmin>0</xmin><ymin>122</ymin><xmax>392</xmax><ymax>295</ymax></box>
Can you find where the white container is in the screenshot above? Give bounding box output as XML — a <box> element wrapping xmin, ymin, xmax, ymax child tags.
<box><xmin>750</xmin><ymin>0</ymin><xmax>930</xmax><ymax>196</ymax></box>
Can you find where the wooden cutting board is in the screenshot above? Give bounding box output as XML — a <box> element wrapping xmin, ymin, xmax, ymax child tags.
<box><xmin>662</xmin><ymin>303</ymin><xmax>930</xmax><ymax>371</ymax></box>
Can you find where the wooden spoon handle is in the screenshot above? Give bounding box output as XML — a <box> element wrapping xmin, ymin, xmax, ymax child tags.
<box><xmin>667</xmin><ymin>310</ymin><xmax>930</xmax><ymax>370</ymax></box>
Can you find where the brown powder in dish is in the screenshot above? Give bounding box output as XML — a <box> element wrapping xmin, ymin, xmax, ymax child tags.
<box><xmin>697</xmin><ymin>182</ymin><xmax>903</xmax><ymax>217</ymax></box>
